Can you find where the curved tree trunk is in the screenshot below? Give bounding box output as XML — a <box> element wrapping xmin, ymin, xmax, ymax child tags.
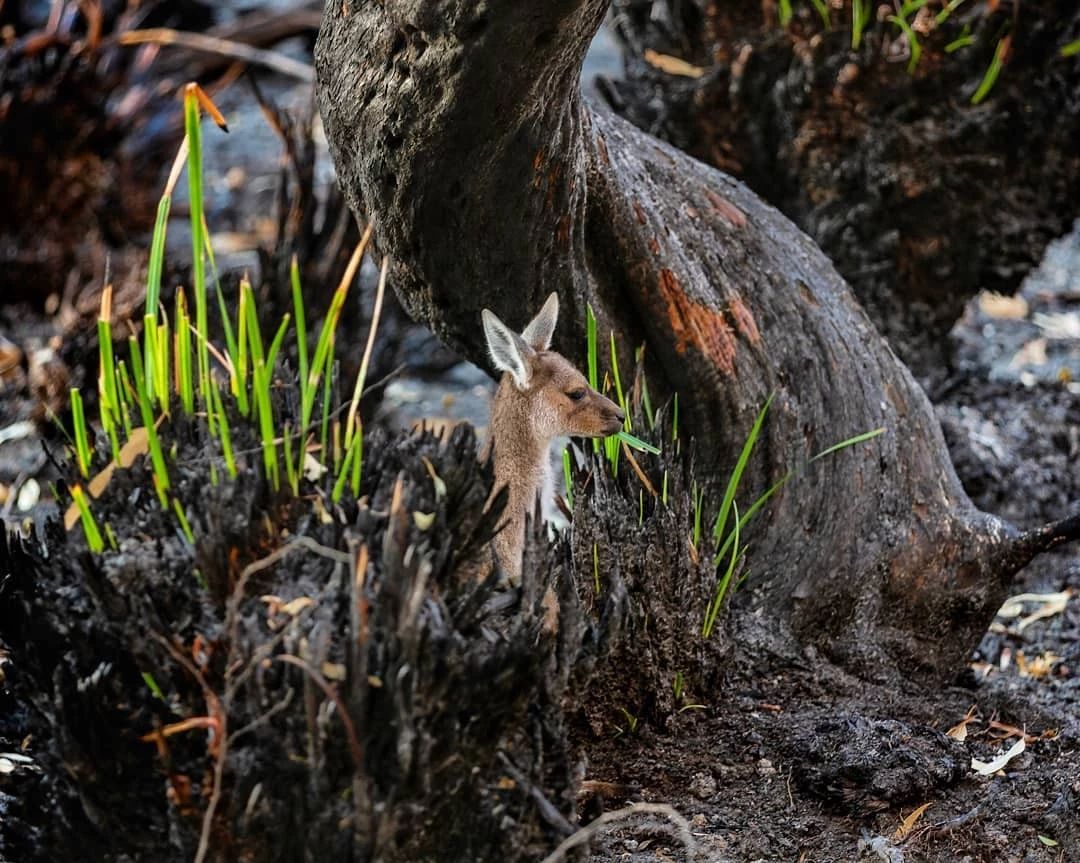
<box><xmin>605</xmin><ymin>0</ymin><xmax>1080</xmax><ymax>378</ymax></box>
<box><xmin>314</xmin><ymin>0</ymin><xmax>1078</xmax><ymax>678</ymax></box>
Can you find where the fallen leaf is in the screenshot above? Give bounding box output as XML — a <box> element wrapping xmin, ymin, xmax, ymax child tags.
<box><xmin>413</xmin><ymin>511</ymin><xmax>435</xmax><ymax>531</ymax></box>
<box><xmin>971</xmin><ymin>737</ymin><xmax>1025</xmax><ymax>776</ymax></box>
<box><xmin>644</xmin><ymin>48</ymin><xmax>705</xmax><ymax>78</ymax></box>
<box><xmin>1016</xmin><ymin>650</ymin><xmax>1060</xmax><ymax>680</ymax></box>
<box><xmin>1008</xmin><ymin>338</ymin><xmax>1048</xmax><ymax>369</ymax></box>
<box><xmin>279</xmin><ymin>597</ymin><xmax>316</xmax><ymax>617</ymax></box>
<box><xmin>893</xmin><ymin>802</ymin><xmax>932</xmax><ymax>841</ymax></box>
<box><xmin>303</xmin><ymin>452</ymin><xmax>327</xmax><ymax>482</ymax></box>
<box><xmin>66</xmin><ymin>427</ymin><xmax>151</xmax><ymax>529</ymax></box>
<box><xmin>321</xmin><ymin>662</ymin><xmax>346</xmax><ymax>682</ymax></box>
<box><xmin>977</xmin><ymin>290</ymin><xmax>1028</xmax><ymax>319</ymax></box>
<box><xmin>946</xmin><ymin>705</ymin><xmax>978</xmax><ymax>741</ymax></box>
<box><xmin>1038</xmin><ymin>836</ymin><xmax>1059</xmax><ymax>847</ymax></box>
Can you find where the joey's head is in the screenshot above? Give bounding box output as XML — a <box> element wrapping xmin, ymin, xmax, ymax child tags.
<box><xmin>482</xmin><ymin>293</ymin><xmax>625</xmax><ymax>445</ymax></box>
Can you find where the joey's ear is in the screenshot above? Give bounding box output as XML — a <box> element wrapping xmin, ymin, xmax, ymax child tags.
<box><xmin>521</xmin><ymin>292</ymin><xmax>559</xmax><ymax>351</ymax></box>
<box><xmin>482</xmin><ymin>309</ymin><xmax>534</xmax><ymax>389</ymax></box>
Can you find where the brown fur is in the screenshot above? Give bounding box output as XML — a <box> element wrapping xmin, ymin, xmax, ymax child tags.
<box><xmin>481</xmin><ymin>297</ymin><xmax>624</xmax><ymax>584</ymax></box>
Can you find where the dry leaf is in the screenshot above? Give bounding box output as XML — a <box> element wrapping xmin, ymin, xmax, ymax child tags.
<box><xmin>1016</xmin><ymin>650</ymin><xmax>1060</xmax><ymax>680</ymax></box>
<box><xmin>1008</xmin><ymin>338</ymin><xmax>1048</xmax><ymax>369</ymax></box>
<box><xmin>279</xmin><ymin>597</ymin><xmax>316</xmax><ymax>617</ymax></box>
<box><xmin>893</xmin><ymin>802</ymin><xmax>932</xmax><ymax>841</ymax></box>
<box><xmin>303</xmin><ymin>452</ymin><xmax>327</xmax><ymax>482</ymax></box>
<box><xmin>413</xmin><ymin>511</ymin><xmax>435</xmax><ymax>530</ymax></box>
<box><xmin>321</xmin><ymin>662</ymin><xmax>346</xmax><ymax>682</ymax></box>
<box><xmin>643</xmin><ymin>49</ymin><xmax>705</xmax><ymax>78</ymax></box>
<box><xmin>971</xmin><ymin>737</ymin><xmax>1025</xmax><ymax>776</ymax></box>
<box><xmin>977</xmin><ymin>290</ymin><xmax>1028</xmax><ymax>319</ymax></box>
<box><xmin>946</xmin><ymin>705</ymin><xmax>978</xmax><ymax>741</ymax></box>
<box><xmin>66</xmin><ymin>427</ymin><xmax>151</xmax><ymax>530</ymax></box>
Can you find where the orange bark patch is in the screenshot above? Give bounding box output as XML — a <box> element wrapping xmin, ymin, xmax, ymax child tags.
<box><xmin>704</xmin><ymin>189</ymin><xmax>747</xmax><ymax>228</ymax></box>
<box><xmin>532</xmin><ymin>149</ymin><xmax>546</xmax><ymax>188</ymax></box>
<box><xmin>727</xmin><ymin>296</ymin><xmax>761</xmax><ymax>345</ymax></box>
<box><xmin>648</xmin><ymin>237</ymin><xmax>661</xmax><ymax>255</ymax></box>
<box><xmin>657</xmin><ymin>268</ymin><xmax>737</xmax><ymax>375</ymax></box>
<box><xmin>632</xmin><ymin>200</ymin><xmax>647</xmax><ymax>225</ymax></box>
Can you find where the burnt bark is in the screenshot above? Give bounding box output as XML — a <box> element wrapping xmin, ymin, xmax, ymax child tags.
<box><xmin>606</xmin><ymin>0</ymin><xmax>1080</xmax><ymax>378</ymax></box>
<box><xmin>314</xmin><ymin>1</ymin><xmax>1078</xmax><ymax>678</ymax></box>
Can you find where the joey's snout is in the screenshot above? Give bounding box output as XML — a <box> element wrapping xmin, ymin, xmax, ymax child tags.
<box><xmin>597</xmin><ymin>398</ymin><xmax>626</xmax><ymax>436</ymax></box>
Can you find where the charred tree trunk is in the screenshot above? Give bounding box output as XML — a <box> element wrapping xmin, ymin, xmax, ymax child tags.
<box><xmin>314</xmin><ymin>0</ymin><xmax>1078</xmax><ymax>678</ymax></box>
<box><xmin>605</xmin><ymin>0</ymin><xmax>1080</xmax><ymax>377</ymax></box>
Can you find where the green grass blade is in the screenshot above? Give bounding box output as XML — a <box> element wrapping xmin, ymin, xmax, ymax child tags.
<box><xmin>70</xmin><ymin>388</ymin><xmax>91</xmax><ymax>478</ymax></box>
<box><xmin>617</xmin><ymin>431</ymin><xmax>660</xmax><ymax>455</ymax></box>
<box><xmin>145</xmin><ymin>195</ymin><xmax>171</xmax><ymax>316</ymax></box>
<box><xmin>712</xmin><ymin>393</ymin><xmax>773</xmax><ymax>542</ymax></box>
<box><xmin>887</xmin><ymin>15</ymin><xmax>922</xmax><ymax>74</ymax></box>
<box><xmin>172</xmin><ymin>498</ymin><xmax>195</xmax><ymax>545</ymax></box>
<box><xmin>935</xmin><ymin>0</ymin><xmax>967</xmax><ymax>25</ymax></box>
<box><xmin>332</xmin><ymin>430</ymin><xmax>362</xmax><ymax>503</ymax></box>
<box><xmin>210</xmin><ymin>381</ymin><xmax>237</xmax><ymax>480</ymax></box>
<box><xmin>778</xmin><ymin>0</ymin><xmax>792</xmax><ymax>27</ymax></box>
<box><xmin>252</xmin><ymin>360</ymin><xmax>278</xmax><ymax>490</ymax></box>
<box><xmin>71</xmin><ymin>484</ymin><xmax>104</xmax><ymax>552</ymax></box>
<box><xmin>809</xmin><ymin>427</ymin><xmax>885</xmax><ymax>462</ymax></box>
<box><xmin>184</xmin><ymin>87</ymin><xmax>211</xmax><ymax>412</ymax></box>
<box><xmin>851</xmin><ymin>0</ymin><xmax>870</xmax><ymax>49</ymax></box>
<box><xmin>971</xmin><ymin>37</ymin><xmax>1007</xmax><ymax>104</ymax></box>
<box><xmin>266</xmin><ymin>313</ymin><xmax>291</xmax><ymax>373</ymax></box>
<box><xmin>128</xmin><ymin>337</ymin><xmax>170</xmax><ymax>505</ymax></box>
<box><xmin>703</xmin><ymin>501</ymin><xmax>740</xmax><ymax>639</ymax></box>
<box><xmin>1062</xmin><ymin>38</ymin><xmax>1080</xmax><ymax>57</ymax></box>
<box><xmin>808</xmin><ymin>0</ymin><xmax>830</xmax><ymax>29</ymax></box>
<box><xmin>236</xmin><ymin>281</ymin><xmax>250</xmax><ymax>416</ymax></box>
<box><xmin>291</xmin><ymin>256</ymin><xmax>309</xmax><ymax>391</ymax></box>
<box><xmin>175</xmin><ymin>289</ymin><xmax>194</xmax><ymax>414</ymax></box>
<box><xmin>610</xmin><ymin>332</ymin><xmax>629</xmax><ymax>430</ymax></box>
<box><xmin>283</xmin><ymin>421</ymin><xmax>298</xmax><ymax>495</ymax></box>
<box><xmin>305</xmin><ymin>285</ymin><xmax>349</xmax><ymax>432</ymax></box>
<box><xmin>320</xmin><ymin>352</ymin><xmax>335</xmax><ymax>476</ymax></box>
<box><xmin>586</xmin><ymin>304</ymin><xmax>600</xmax><ymax>456</ymax></box>
<box><xmin>946</xmin><ymin>31</ymin><xmax>975</xmax><ymax>53</ymax></box>
<box><xmin>713</xmin><ymin>471</ymin><xmax>791</xmax><ymax>566</ymax></box>
<box><xmin>155</xmin><ymin>313</ymin><xmax>171</xmax><ymax>412</ymax></box>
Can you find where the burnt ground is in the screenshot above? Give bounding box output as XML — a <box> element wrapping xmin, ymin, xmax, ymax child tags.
<box><xmin>575</xmin><ymin>230</ymin><xmax>1080</xmax><ymax>863</ymax></box>
<box><xmin>1</xmin><ymin>20</ymin><xmax>1079</xmax><ymax>863</ymax></box>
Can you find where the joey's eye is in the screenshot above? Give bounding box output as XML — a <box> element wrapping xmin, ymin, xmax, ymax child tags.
<box><xmin>566</xmin><ymin>388</ymin><xmax>586</xmax><ymax>402</ymax></box>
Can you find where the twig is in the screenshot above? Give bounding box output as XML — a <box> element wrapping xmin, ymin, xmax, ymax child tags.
<box><xmin>539</xmin><ymin>802</ymin><xmax>697</xmax><ymax>863</ymax></box>
<box><xmin>497</xmin><ymin>752</ymin><xmax>576</xmax><ymax>836</ymax></box>
<box><xmin>276</xmin><ymin>654</ymin><xmax>364</xmax><ymax>771</ymax></box>
<box><xmin>226</xmin><ymin>687</ymin><xmax>296</xmax><ymax>745</ymax></box>
<box><xmin>117</xmin><ymin>28</ymin><xmax>315</xmax><ymax>82</ymax></box>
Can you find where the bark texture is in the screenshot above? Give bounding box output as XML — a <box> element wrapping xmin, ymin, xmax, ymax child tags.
<box><xmin>314</xmin><ymin>0</ymin><xmax>1077</xmax><ymax>677</ymax></box>
<box><xmin>606</xmin><ymin>0</ymin><xmax>1080</xmax><ymax>377</ymax></box>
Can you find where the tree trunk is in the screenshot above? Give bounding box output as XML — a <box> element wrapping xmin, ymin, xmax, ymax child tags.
<box><xmin>605</xmin><ymin>0</ymin><xmax>1080</xmax><ymax>379</ymax></box>
<box><xmin>313</xmin><ymin>0</ymin><xmax>1078</xmax><ymax>679</ymax></box>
